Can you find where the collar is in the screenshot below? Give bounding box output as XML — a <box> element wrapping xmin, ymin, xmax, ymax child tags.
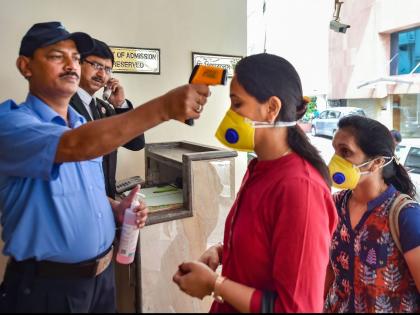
<box><xmin>77</xmin><ymin>87</ymin><xmax>94</xmax><ymax>107</ymax></box>
<box><xmin>25</xmin><ymin>94</ymin><xmax>85</xmax><ymax>128</ymax></box>
<box><xmin>367</xmin><ymin>184</ymin><xmax>397</xmax><ymax>211</ymax></box>
<box><xmin>249</xmin><ymin>152</ymin><xmax>297</xmax><ymax>173</ymax></box>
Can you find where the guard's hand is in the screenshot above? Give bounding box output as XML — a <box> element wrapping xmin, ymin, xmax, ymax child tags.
<box><xmin>172</xmin><ymin>261</ymin><xmax>218</xmax><ymax>299</ymax></box>
<box><xmin>114</xmin><ymin>185</ymin><xmax>148</xmax><ymax>228</ymax></box>
<box><xmin>106</xmin><ymin>78</ymin><xmax>126</xmax><ymax>108</ymax></box>
<box><xmin>162</xmin><ymin>84</ymin><xmax>210</xmax><ymax>122</ymax></box>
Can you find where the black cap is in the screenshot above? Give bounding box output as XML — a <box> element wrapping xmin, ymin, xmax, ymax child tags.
<box><xmin>19</xmin><ymin>21</ymin><xmax>95</xmax><ymax>57</ymax></box>
<box><xmin>82</xmin><ymin>38</ymin><xmax>114</xmax><ymax>66</ymax></box>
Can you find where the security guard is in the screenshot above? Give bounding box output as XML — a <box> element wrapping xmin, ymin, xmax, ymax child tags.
<box><xmin>0</xmin><ymin>21</ymin><xmax>210</xmax><ymax>312</ymax></box>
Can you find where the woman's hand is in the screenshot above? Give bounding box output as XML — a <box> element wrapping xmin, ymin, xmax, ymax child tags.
<box><xmin>111</xmin><ymin>185</ymin><xmax>148</xmax><ymax>228</ymax></box>
<box><xmin>198</xmin><ymin>243</ymin><xmax>223</xmax><ymax>271</ymax></box>
<box><xmin>172</xmin><ymin>261</ymin><xmax>218</xmax><ymax>299</ymax></box>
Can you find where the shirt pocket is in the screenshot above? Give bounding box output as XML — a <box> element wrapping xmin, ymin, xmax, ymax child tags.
<box><xmin>50</xmin><ymin>158</ymin><xmax>103</xmax><ymax>196</ymax></box>
<box><xmin>49</xmin><ymin>163</ymin><xmax>82</xmax><ymax>196</ymax></box>
<box><xmin>80</xmin><ymin>157</ymin><xmax>105</xmax><ymax>190</ymax></box>
<box><xmin>360</xmin><ymin>241</ymin><xmax>389</xmax><ymax>269</ymax></box>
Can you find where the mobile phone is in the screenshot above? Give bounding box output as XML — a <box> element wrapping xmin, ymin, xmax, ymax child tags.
<box><xmin>103</xmin><ymin>86</ymin><xmax>112</xmax><ymax>101</ymax></box>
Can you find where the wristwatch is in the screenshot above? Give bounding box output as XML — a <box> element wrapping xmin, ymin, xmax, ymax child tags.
<box><xmin>212</xmin><ymin>275</ymin><xmax>227</xmax><ymax>303</ymax></box>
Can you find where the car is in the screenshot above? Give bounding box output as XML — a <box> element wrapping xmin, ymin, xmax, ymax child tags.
<box><xmin>395</xmin><ymin>139</ymin><xmax>420</xmax><ymax>200</ymax></box>
<box><xmin>311</xmin><ymin>107</ymin><xmax>366</xmax><ymax>138</ymax></box>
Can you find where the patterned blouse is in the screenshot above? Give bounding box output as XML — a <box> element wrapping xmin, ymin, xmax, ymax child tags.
<box><xmin>324</xmin><ymin>185</ymin><xmax>420</xmax><ymax>313</ymax></box>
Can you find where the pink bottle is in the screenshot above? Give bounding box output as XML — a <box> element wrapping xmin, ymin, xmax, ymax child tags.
<box><xmin>116</xmin><ymin>198</ymin><xmax>140</xmax><ymax>264</ymax></box>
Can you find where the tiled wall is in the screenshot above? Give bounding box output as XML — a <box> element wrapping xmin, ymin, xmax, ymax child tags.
<box><xmin>139</xmin><ymin>159</ymin><xmax>235</xmax><ymax>313</ymax></box>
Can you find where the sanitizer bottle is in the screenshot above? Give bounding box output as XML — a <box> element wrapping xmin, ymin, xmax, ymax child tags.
<box><xmin>116</xmin><ymin>196</ymin><xmax>141</xmax><ymax>264</ymax></box>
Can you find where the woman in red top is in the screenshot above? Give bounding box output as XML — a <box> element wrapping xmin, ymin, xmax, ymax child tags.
<box><xmin>172</xmin><ymin>53</ymin><xmax>338</xmax><ymax>313</ymax></box>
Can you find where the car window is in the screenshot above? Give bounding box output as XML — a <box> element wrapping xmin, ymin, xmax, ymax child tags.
<box><xmin>328</xmin><ymin>111</ymin><xmax>340</xmax><ymax>119</ymax></box>
<box><xmin>404</xmin><ymin>147</ymin><xmax>420</xmax><ymax>174</ymax></box>
<box><xmin>346</xmin><ymin>109</ymin><xmax>366</xmax><ymax>117</ymax></box>
<box><xmin>319</xmin><ymin>111</ymin><xmax>328</xmax><ymax>119</ymax></box>
<box><xmin>396</xmin><ymin>144</ymin><xmax>407</xmax><ymax>156</ymax></box>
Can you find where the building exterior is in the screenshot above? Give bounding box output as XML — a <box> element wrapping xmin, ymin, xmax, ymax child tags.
<box><xmin>0</xmin><ymin>0</ymin><xmax>247</xmax><ymax>312</ymax></box>
<box><xmin>329</xmin><ymin>0</ymin><xmax>420</xmax><ymax>138</ymax></box>
<box><xmin>248</xmin><ymin>0</ymin><xmax>333</xmax><ymax>108</ymax></box>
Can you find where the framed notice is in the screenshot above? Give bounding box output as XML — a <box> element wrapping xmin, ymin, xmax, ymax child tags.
<box><xmin>192</xmin><ymin>52</ymin><xmax>242</xmax><ymax>78</ymax></box>
<box><xmin>110</xmin><ymin>46</ymin><xmax>160</xmax><ymax>74</ymax></box>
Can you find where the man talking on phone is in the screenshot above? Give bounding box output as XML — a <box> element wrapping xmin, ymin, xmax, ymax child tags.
<box><xmin>70</xmin><ymin>38</ymin><xmax>145</xmax><ymax>199</ymax></box>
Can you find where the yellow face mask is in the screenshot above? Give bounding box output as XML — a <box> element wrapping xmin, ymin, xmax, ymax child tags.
<box><xmin>215</xmin><ymin>109</ymin><xmax>296</xmax><ymax>152</ymax></box>
<box><xmin>329</xmin><ymin>154</ymin><xmax>394</xmax><ymax>190</ymax></box>
<box><xmin>328</xmin><ymin>154</ymin><xmax>385</xmax><ymax>190</ymax></box>
<box><xmin>215</xmin><ymin>109</ymin><xmax>255</xmax><ymax>152</ymax></box>
<box><xmin>328</xmin><ymin>155</ymin><xmax>364</xmax><ymax>190</ymax></box>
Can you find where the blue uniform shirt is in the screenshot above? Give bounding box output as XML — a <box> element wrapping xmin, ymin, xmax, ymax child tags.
<box><xmin>0</xmin><ymin>94</ymin><xmax>116</xmax><ymax>263</ymax></box>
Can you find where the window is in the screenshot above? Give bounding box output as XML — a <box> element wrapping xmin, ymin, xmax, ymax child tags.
<box><xmin>390</xmin><ymin>26</ymin><xmax>420</xmax><ymax>75</ymax></box>
<box><xmin>319</xmin><ymin>111</ymin><xmax>328</xmax><ymax>119</ymax></box>
<box><xmin>392</xmin><ymin>94</ymin><xmax>420</xmax><ymax>138</ymax></box>
<box><xmin>328</xmin><ymin>99</ymin><xmax>347</xmax><ymax>107</ymax></box>
<box><xmin>328</xmin><ymin>111</ymin><xmax>340</xmax><ymax>119</ymax></box>
<box><xmin>395</xmin><ymin>144</ymin><xmax>407</xmax><ymax>157</ymax></box>
<box><xmin>405</xmin><ymin>147</ymin><xmax>420</xmax><ymax>174</ymax></box>
<box><xmin>350</xmin><ymin>109</ymin><xmax>366</xmax><ymax>117</ymax></box>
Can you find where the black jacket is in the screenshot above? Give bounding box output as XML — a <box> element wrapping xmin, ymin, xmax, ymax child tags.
<box><xmin>70</xmin><ymin>93</ymin><xmax>145</xmax><ymax>199</ymax></box>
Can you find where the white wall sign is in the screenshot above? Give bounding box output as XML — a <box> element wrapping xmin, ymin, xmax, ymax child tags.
<box><xmin>192</xmin><ymin>52</ymin><xmax>242</xmax><ymax>77</ymax></box>
<box><xmin>110</xmin><ymin>46</ymin><xmax>160</xmax><ymax>74</ymax></box>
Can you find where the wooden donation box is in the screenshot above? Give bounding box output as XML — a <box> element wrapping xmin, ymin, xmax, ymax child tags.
<box><xmin>115</xmin><ymin>141</ymin><xmax>237</xmax><ymax>313</ymax></box>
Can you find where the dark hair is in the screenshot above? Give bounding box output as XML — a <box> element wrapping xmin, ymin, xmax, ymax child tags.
<box><xmin>338</xmin><ymin>115</ymin><xmax>416</xmax><ymax>198</ymax></box>
<box><xmin>235</xmin><ymin>53</ymin><xmax>331</xmax><ymax>186</ymax></box>
<box><xmin>390</xmin><ymin>129</ymin><xmax>402</xmax><ymax>143</ymax></box>
<box><xmin>81</xmin><ymin>38</ymin><xmax>114</xmax><ymax>65</ymax></box>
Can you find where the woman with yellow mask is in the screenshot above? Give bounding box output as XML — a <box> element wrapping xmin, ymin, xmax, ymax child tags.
<box><xmin>324</xmin><ymin>115</ymin><xmax>420</xmax><ymax>313</ymax></box>
<box><xmin>172</xmin><ymin>53</ymin><xmax>338</xmax><ymax>313</ymax></box>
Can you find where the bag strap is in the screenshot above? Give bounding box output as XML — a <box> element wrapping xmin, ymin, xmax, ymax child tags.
<box><xmin>388</xmin><ymin>193</ymin><xmax>417</xmax><ymax>253</ymax></box>
<box><xmin>261</xmin><ymin>291</ymin><xmax>277</xmax><ymax>313</ymax></box>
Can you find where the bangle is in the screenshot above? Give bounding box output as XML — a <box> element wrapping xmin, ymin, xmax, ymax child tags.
<box><xmin>212</xmin><ymin>275</ymin><xmax>227</xmax><ymax>303</ymax></box>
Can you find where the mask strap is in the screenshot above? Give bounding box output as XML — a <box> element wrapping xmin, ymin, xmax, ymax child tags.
<box><xmin>356</xmin><ymin>159</ymin><xmax>372</xmax><ymax>169</ymax></box>
<box><xmin>358</xmin><ymin>156</ymin><xmax>393</xmax><ymax>175</ymax></box>
<box><xmin>248</xmin><ymin>120</ymin><xmax>297</xmax><ymax>128</ymax></box>
<box><xmin>382</xmin><ymin>156</ymin><xmax>394</xmax><ymax>168</ymax></box>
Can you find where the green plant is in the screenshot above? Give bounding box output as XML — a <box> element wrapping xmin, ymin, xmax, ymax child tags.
<box><xmin>302</xmin><ymin>96</ymin><xmax>318</xmax><ymax>123</ymax></box>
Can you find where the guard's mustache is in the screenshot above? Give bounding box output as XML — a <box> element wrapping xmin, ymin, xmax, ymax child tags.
<box><xmin>60</xmin><ymin>71</ymin><xmax>79</xmax><ymax>79</ymax></box>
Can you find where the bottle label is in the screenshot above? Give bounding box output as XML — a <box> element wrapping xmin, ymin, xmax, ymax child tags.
<box><xmin>118</xmin><ymin>224</ymin><xmax>139</xmax><ymax>257</ymax></box>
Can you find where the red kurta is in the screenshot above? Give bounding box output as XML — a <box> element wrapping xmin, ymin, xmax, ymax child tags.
<box><xmin>210</xmin><ymin>153</ymin><xmax>337</xmax><ymax>313</ymax></box>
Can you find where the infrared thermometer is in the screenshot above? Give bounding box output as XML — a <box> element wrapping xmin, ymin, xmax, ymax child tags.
<box><xmin>185</xmin><ymin>65</ymin><xmax>228</xmax><ymax>126</ymax></box>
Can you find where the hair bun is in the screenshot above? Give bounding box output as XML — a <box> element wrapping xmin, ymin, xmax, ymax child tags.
<box><xmin>295</xmin><ymin>96</ymin><xmax>310</xmax><ymax>120</ymax></box>
<box><xmin>302</xmin><ymin>96</ymin><xmax>310</xmax><ymax>106</ymax></box>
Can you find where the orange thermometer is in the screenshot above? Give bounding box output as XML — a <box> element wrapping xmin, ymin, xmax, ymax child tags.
<box><xmin>186</xmin><ymin>65</ymin><xmax>227</xmax><ymax>126</ymax></box>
